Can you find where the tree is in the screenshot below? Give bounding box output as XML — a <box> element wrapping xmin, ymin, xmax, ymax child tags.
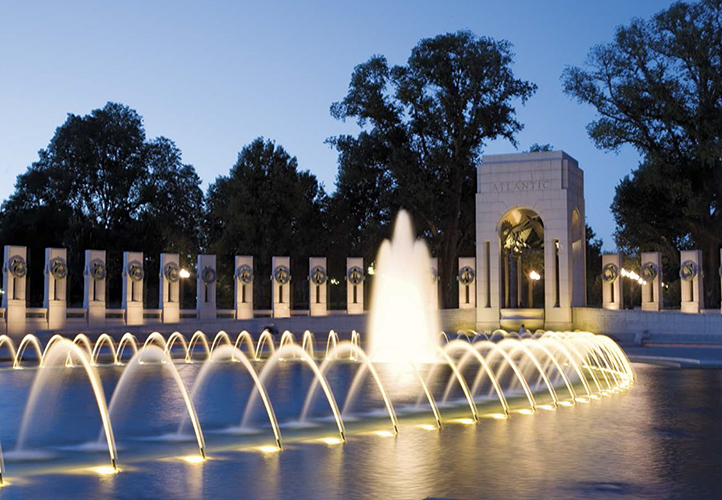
<box><xmin>0</xmin><ymin>102</ymin><xmax>203</xmax><ymax>306</ymax></box>
<box><xmin>331</xmin><ymin>30</ymin><xmax>536</xmax><ymax>306</ymax></box>
<box><xmin>527</xmin><ymin>143</ymin><xmax>553</xmax><ymax>152</ymax></box>
<box><xmin>204</xmin><ymin>138</ymin><xmax>328</xmax><ymax>308</ymax></box>
<box><xmin>563</xmin><ymin>0</ymin><xmax>722</xmax><ymax>306</ymax></box>
<box><xmin>585</xmin><ymin>223</ymin><xmax>604</xmax><ymax>307</ymax></box>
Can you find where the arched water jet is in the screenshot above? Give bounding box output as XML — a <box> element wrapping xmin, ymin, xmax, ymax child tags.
<box><xmin>242</xmin><ymin>344</ymin><xmax>346</xmax><ymax>441</ymax></box>
<box><xmin>440</xmin><ymin>332</ymin><xmax>450</xmax><ymax>344</ymax></box>
<box><xmin>521</xmin><ymin>339</ymin><xmax>577</xmax><ymax>403</ymax></box>
<box><xmin>0</xmin><ymin>335</ymin><xmax>17</xmax><ymax>364</ymax></box>
<box><xmin>210</xmin><ymin>331</ymin><xmax>233</xmax><ymax>353</ymax></box>
<box><xmin>234</xmin><ymin>331</ymin><xmax>256</xmax><ymax>360</ymax></box>
<box><xmin>188</xmin><ymin>331</ymin><xmax>210</xmax><ymax>362</ymax></box>
<box><xmin>539</xmin><ymin>337</ymin><xmax>592</xmax><ymax>398</ymax></box>
<box><xmin>165</xmin><ymin>332</ymin><xmax>189</xmax><ymax>362</ymax></box>
<box><xmin>435</xmin><ymin>346</ymin><xmax>478</xmax><ymax>421</ymax></box>
<box><xmin>91</xmin><ymin>334</ymin><xmax>118</xmax><ymax>365</ymax></box>
<box><xmin>325</xmin><ymin>330</ymin><xmax>339</xmax><ymax>360</ymax></box>
<box><xmin>549</xmin><ymin>335</ymin><xmax>603</xmax><ymax>394</ymax></box>
<box><xmin>40</xmin><ymin>334</ymin><xmax>66</xmax><ymax>366</ymax></box>
<box><xmin>301</xmin><ymin>341</ymin><xmax>398</xmax><ymax>435</ymax></box>
<box><xmin>439</xmin><ymin>340</ymin><xmax>509</xmax><ymax>416</ymax></box>
<box><xmin>498</xmin><ymin>338</ymin><xmax>559</xmax><ymax>406</ymax></box>
<box><xmin>116</xmin><ymin>333</ymin><xmax>139</xmax><ymax>364</ymax></box>
<box><xmin>302</xmin><ymin>331</ymin><xmax>315</xmax><ymax>359</ymax></box>
<box><xmin>255</xmin><ymin>330</ymin><xmax>276</xmax><ymax>360</ymax></box>
<box><xmin>470</xmin><ymin>341</ymin><xmax>536</xmax><ymax>412</ymax></box>
<box><xmin>16</xmin><ymin>339</ymin><xmax>118</xmax><ymax>470</ymax></box>
<box><xmin>143</xmin><ymin>332</ymin><xmax>167</xmax><ymax>351</ymax></box>
<box><xmin>73</xmin><ymin>334</ymin><xmax>94</xmax><ymax>358</ymax></box>
<box><xmin>182</xmin><ymin>345</ymin><xmax>283</xmax><ymax>449</ymax></box>
<box><xmin>457</xmin><ymin>332</ymin><xmax>472</xmax><ymax>343</ymax></box>
<box><xmin>13</xmin><ymin>334</ymin><xmax>42</xmax><ymax>368</ymax></box>
<box><xmin>107</xmin><ymin>345</ymin><xmax>206</xmax><ymax>459</ymax></box>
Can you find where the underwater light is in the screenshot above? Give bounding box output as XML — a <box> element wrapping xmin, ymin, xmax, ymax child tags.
<box><xmin>419</xmin><ymin>424</ymin><xmax>438</xmax><ymax>431</ymax></box>
<box><xmin>319</xmin><ymin>437</ymin><xmax>343</xmax><ymax>446</ymax></box>
<box><xmin>517</xmin><ymin>409</ymin><xmax>534</xmax><ymax>415</ymax></box>
<box><xmin>181</xmin><ymin>455</ymin><xmax>205</xmax><ymax>464</ymax></box>
<box><xmin>374</xmin><ymin>430</ymin><xmax>395</xmax><ymax>438</ymax></box>
<box><xmin>92</xmin><ymin>466</ymin><xmax>119</xmax><ymax>476</ymax></box>
<box><xmin>452</xmin><ymin>418</ymin><xmax>476</xmax><ymax>425</ymax></box>
<box><xmin>257</xmin><ymin>445</ymin><xmax>280</xmax><ymax>453</ymax></box>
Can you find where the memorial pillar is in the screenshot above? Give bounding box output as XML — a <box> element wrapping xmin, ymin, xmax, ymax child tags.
<box><xmin>271</xmin><ymin>256</ymin><xmax>291</xmax><ymax>318</ymax></box>
<box><xmin>44</xmin><ymin>248</ymin><xmax>68</xmax><ymax>330</ymax></box>
<box><xmin>346</xmin><ymin>258</ymin><xmax>364</xmax><ymax>315</ymax></box>
<box><xmin>159</xmin><ymin>253</ymin><xmax>180</xmax><ymax>323</ymax></box>
<box><xmin>235</xmin><ymin>256</ymin><xmax>254</xmax><ymax>320</ymax></box>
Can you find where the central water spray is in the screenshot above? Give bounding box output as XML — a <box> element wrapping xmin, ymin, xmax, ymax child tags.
<box><xmin>367</xmin><ymin>210</ymin><xmax>441</xmax><ymax>364</ymax></box>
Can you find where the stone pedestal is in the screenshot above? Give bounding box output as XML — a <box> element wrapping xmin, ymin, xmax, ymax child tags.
<box><xmin>44</xmin><ymin>248</ymin><xmax>68</xmax><ymax>331</ymax></box>
<box><xmin>3</xmin><ymin>245</ymin><xmax>27</xmax><ymax>336</ymax></box>
<box><xmin>84</xmin><ymin>250</ymin><xmax>107</xmax><ymax>328</ymax></box>
<box><xmin>458</xmin><ymin>257</ymin><xmax>476</xmax><ymax>309</ymax></box>
<box><xmin>122</xmin><ymin>251</ymin><xmax>144</xmax><ymax>325</ymax></box>
<box><xmin>272</xmin><ymin>256</ymin><xmax>291</xmax><ymax>318</ymax></box>
<box><xmin>235</xmin><ymin>256</ymin><xmax>254</xmax><ymax>320</ymax></box>
<box><xmin>346</xmin><ymin>258</ymin><xmax>364</xmax><ymax>315</ymax></box>
<box><xmin>641</xmin><ymin>252</ymin><xmax>662</xmax><ymax>311</ymax></box>
<box><xmin>160</xmin><ymin>253</ymin><xmax>180</xmax><ymax>323</ymax></box>
<box><xmin>680</xmin><ymin>249</ymin><xmax>703</xmax><ymax>313</ymax></box>
<box><xmin>197</xmin><ymin>255</ymin><xmax>217</xmax><ymax>320</ymax></box>
<box><xmin>309</xmin><ymin>257</ymin><xmax>328</xmax><ymax>317</ymax></box>
<box><xmin>602</xmin><ymin>253</ymin><xmax>624</xmax><ymax>310</ymax></box>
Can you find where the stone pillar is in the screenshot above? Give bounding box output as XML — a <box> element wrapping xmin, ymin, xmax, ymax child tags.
<box><xmin>346</xmin><ymin>258</ymin><xmax>364</xmax><ymax>315</ymax></box>
<box><xmin>84</xmin><ymin>250</ymin><xmax>107</xmax><ymax>328</ymax></box>
<box><xmin>602</xmin><ymin>253</ymin><xmax>623</xmax><ymax>310</ymax></box>
<box><xmin>458</xmin><ymin>257</ymin><xmax>476</xmax><ymax>309</ymax></box>
<box><xmin>235</xmin><ymin>256</ymin><xmax>254</xmax><ymax>320</ymax></box>
<box><xmin>197</xmin><ymin>254</ymin><xmax>217</xmax><ymax>319</ymax></box>
<box><xmin>159</xmin><ymin>253</ymin><xmax>180</xmax><ymax>323</ymax></box>
<box><xmin>641</xmin><ymin>252</ymin><xmax>662</xmax><ymax>311</ymax></box>
<box><xmin>309</xmin><ymin>257</ymin><xmax>328</xmax><ymax>317</ymax></box>
<box><xmin>44</xmin><ymin>248</ymin><xmax>68</xmax><ymax>330</ymax></box>
<box><xmin>430</xmin><ymin>257</ymin><xmax>439</xmax><ymax>310</ymax></box>
<box><xmin>271</xmin><ymin>256</ymin><xmax>291</xmax><ymax>318</ymax></box>
<box><xmin>680</xmin><ymin>249</ymin><xmax>703</xmax><ymax>313</ymax></box>
<box><xmin>122</xmin><ymin>251</ymin><xmax>144</xmax><ymax>326</ymax></box>
<box><xmin>3</xmin><ymin>246</ymin><xmax>27</xmax><ymax>336</ymax></box>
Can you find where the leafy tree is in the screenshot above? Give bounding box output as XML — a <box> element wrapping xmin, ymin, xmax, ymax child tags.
<box><xmin>330</xmin><ymin>30</ymin><xmax>536</xmax><ymax>306</ymax></box>
<box><xmin>0</xmin><ymin>102</ymin><xmax>203</xmax><ymax>306</ymax></box>
<box><xmin>563</xmin><ymin>0</ymin><xmax>722</xmax><ymax>306</ymax></box>
<box><xmin>204</xmin><ymin>138</ymin><xmax>328</xmax><ymax>308</ymax></box>
<box><xmin>527</xmin><ymin>143</ymin><xmax>553</xmax><ymax>152</ymax></box>
<box><xmin>585</xmin><ymin>223</ymin><xmax>604</xmax><ymax>307</ymax></box>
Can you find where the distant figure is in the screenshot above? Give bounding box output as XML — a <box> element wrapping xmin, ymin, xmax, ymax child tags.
<box><xmin>518</xmin><ymin>324</ymin><xmax>528</xmax><ymax>335</ymax></box>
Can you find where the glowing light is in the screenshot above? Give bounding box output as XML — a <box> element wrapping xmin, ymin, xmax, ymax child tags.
<box><xmin>575</xmin><ymin>397</ymin><xmax>590</xmax><ymax>403</ymax></box>
<box><xmin>487</xmin><ymin>413</ymin><xmax>507</xmax><ymax>420</ymax></box>
<box><xmin>374</xmin><ymin>430</ymin><xmax>395</xmax><ymax>438</ymax></box>
<box><xmin>257</xmin><ymin>445</ymin><xmax>280</xmax><ymax>453</ymax></box>
<box><xmin>179</xmin><ymin>269</ymin><xmax>191</xmax><ymax>279</ymax></box>
<box><xmin>419</xmin><ymin>424</ymin><xmax>438</xmax><ymax>431</ymax></box>
<box><xmin>517</xmin><ymin>409</ymin><xmax>534</xmax><ymax>415</ymax></box>
<box><xmin>367</xmin><ymin>264</ymin><xmax>375</xmax><ymax>276</ymax></box>
<box><xmin>529</xmin><ymin>270</ymin><xmax>541</xmax><ymax>281</ymax></box>
<box><xmin>181</xmin><ymin>455</ymin><xmax>205</xmax><ymax>464</ymax></box>
<box><xmin>620</xmin><ymin>268</ymin><xmax>647</xmax><ymax>286</ymax></box>
<box><xmin>92</xmin><ymin>466</ymin><xmax>119</xmax><ymax>476</ymax></box>
<box><xmin>537</xmin><ymin>404</ymin><xmax>556</xmax><ymax>411</ymax></box>
<box><xmin>558</xmin><ymin>401</ymin><xmax>574</xmax><ymax>407</ymax></box>
<box><xmin>452</xmin><ymin>418</ymin><xmax>476</xmax><ymax>425</ymax></box>
<box><xmin>319</xmin><ymin>437</ymin><xmax>343</xmax><ymax>446</ymax></box>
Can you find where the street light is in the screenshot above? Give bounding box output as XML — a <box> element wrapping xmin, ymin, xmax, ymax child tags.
<box><xmin>179</xmin><ymin>269</ymin><xmax>191</xmax><ymax>309</ymax></box>
<box><xmin>179</xmin><ymin>269</ymin><xmax>191</xmax><ymax>279</ymax></box>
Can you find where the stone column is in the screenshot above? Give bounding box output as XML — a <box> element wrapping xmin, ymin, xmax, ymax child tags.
<box><xmin>458</xmin><ymin>257</ymin><xmax>476</xmax><ymax>309</ymax></box>
<box><xmin>602</xmin><ymin>253</ymin><xmax>623</xmax><ymax>310</ymax></box>
<box><xmin>234</xmin><ymin>256</ymin><xmax>254</xmax><ymax>320</ymax></box>
<box><xmin>84</xmin><ymin>250</ymin><xmax>107</xmax><ymax>328</ymax></box>
<box><xmin>309</xmin><ymin>257</ymin><xmax>328</xmax><ymax>317</ymax></box>
<box><xmin>271</xmin><ymin>256</ymin><xmax>291</xmax><ymax>318</ymax></box>
<box><xmin>641</xmin><ymin>252</ymin><xmax>662</xmax><ymax>311</ymax></box>
<box><xmin>346</xmin><ymin>258</ymin><xmax>364</xmax><ymax>315</ymax></box>
<box><xmin>159</xmin><ymin>253</ymin><xmax>180</xmax><ymax>323</ymax></box>
<box><xmin>3</xmin><ymin>245</ymin><xmax>27</xmax><ymax>336</ymax></box>
<box><xmin>430</xmin><ymin>258</ymin><xmax>440</xmax><ymax>310</ymax></box>
<box><xmin>44</xmin><ymin>248</ymin><xmax>68</xmax><ymax>330</ymax></box>
<box><xmin>680</xmin><ymin>249</ymin><xmax>703</xmax><ymax>313</ymax></box>
<box><xmin>122</xmin><ymin>251</ymin><xmax>144</xmax><ymax>325</ymax></box>
<box><xmin>197</xmin><ymin>255</ymin><xmax>217</xmax><ymax>320</ymax></box>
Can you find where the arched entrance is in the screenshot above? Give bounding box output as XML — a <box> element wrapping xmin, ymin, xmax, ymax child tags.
<box><xmin>475</xmin><ymin>151</ymin><xmax>586</xmax><ymax>331</ymax></box>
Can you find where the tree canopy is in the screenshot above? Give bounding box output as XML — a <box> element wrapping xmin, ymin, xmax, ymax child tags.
<box><xmin>330</xmin><ymin>30</ymin><xmax>536</xmax><ymax>306</ymax></box>
<box><xmin>563</xmin><ymin>0</ymin><xmax>722</xmax><ymax>305</ymax></box>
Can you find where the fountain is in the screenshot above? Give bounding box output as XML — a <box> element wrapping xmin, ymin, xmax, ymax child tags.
<box><xmin>367</xmin><ymin>210</ymin><xmax>440</xmax><ymax>363</ymax></box>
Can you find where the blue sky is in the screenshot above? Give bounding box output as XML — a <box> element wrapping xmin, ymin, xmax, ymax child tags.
<box><xmin>0</xmin><ymin>0</ymin><xmax>674</xmax><ymax>248</ymax></box>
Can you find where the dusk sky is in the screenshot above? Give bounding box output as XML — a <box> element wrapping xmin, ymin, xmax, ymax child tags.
<box><xmin>1</xmin><ymin>0</ymin><xmax>673</xmax><ymax>248</ymax></box>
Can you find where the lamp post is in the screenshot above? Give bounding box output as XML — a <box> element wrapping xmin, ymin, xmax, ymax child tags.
<box><xmin>528</xmin><ymin>270</ymin><xmax>541</xmax><ymax>308</ymax></box>
<box><xmin>179</xmin><ymin>268</ymin><xmax>191</xmax><ymax>310</ymax></box>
